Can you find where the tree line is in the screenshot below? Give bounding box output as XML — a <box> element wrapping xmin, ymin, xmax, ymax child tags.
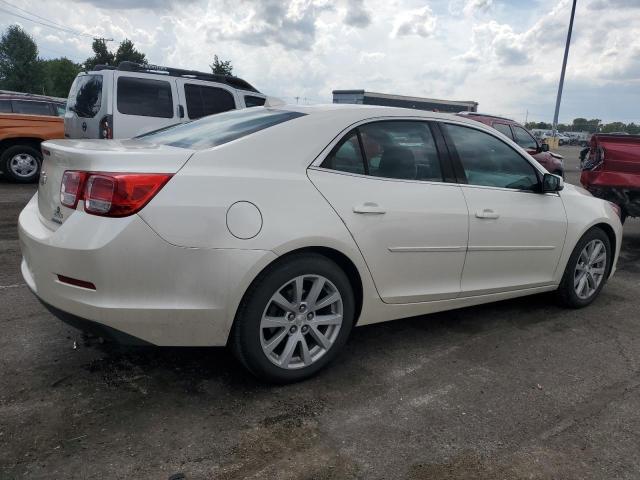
<box><xmin>525</xmin><ymin>118</ymin><xmax>639</xmax><ymax>135</ymax></box>
<box><xmin>0</xmin><ymin>24</ymin><xmax>234</xmax><ymax>99</ymax></box>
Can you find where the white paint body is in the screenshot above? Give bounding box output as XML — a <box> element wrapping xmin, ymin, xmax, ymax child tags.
<box><xmin>20</xmin><ymin>105</ymin><xmax>623</xmax><ymax>346</ymax></box>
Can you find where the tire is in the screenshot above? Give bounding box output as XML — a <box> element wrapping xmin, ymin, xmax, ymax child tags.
<box><xmin>556</xmin><ymin>227</ymin><xmax>612</xmax><ymax>308</ymax></box>
<box><xmin>232</xmin><ymin>253</ymin><xmax>355</xmax><ymax>383</ymax></box>
<box><xmin>2</xmin><ymin>144</ymin><xmax>42</xmax><ymax>183</ymax></box>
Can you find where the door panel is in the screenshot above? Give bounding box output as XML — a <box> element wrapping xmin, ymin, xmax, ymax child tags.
<box><xmin>309</xmin><ymin>169</ymin><xmax>469</xmax><ymax>303</ymax></box>
<box><xmin>460</xmin><ymin>186</ymin><xmax>566</xmax><ymax>295</ymax></box>
<box><xmin>113</xmin><ymin>73</ymin><xmax>179</xmax><ymax>138</ymax></box>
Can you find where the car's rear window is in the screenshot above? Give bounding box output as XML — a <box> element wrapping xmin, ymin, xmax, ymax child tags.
<box><xmin>138</xmin><ymin>108</ymin><xmax>306</xmax><ymax>149</ymax></box>
<box><xmin>68</xmin><ymin>74</ymin><xmax>103</xmax><ymax>118</ymax></box>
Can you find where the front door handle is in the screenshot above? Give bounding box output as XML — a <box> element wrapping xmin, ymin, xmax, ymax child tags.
<box><xmin>476</xmin><ymin>208</ymin><xmax>500</xmax><ymax>219</ymax></box>
<box><xmin>353</xmin><ymin>202</ymin><xmax>386</xmax><ymax>215</ymax></box>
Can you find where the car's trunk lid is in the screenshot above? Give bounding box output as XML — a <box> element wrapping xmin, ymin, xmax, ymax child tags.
<box><xmin>38</xmin><ymin>139</ymin><xmax>194</xmax><ymax>230</ymax></box>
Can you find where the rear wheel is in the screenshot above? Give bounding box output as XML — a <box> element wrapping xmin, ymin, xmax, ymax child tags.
<box><xmin>2</xmin><ymin>144</ymin><xmax>42</xmax><ymax>183</ymax></box>
<box><xmin>232</xmin><ymin>253</ymin><xmax>354</xmax><ymax>383</ymax></box>
<box><xmin>557</xmin><ymin>228</ymin><xmax>611</xmax><ymax>308</ymax></box>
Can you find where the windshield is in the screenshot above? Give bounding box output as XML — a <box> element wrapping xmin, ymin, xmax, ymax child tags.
<box><xmin>138</xmin><ymin>108</ymin><xmax>306</xmax><ymax>149</ymax></box>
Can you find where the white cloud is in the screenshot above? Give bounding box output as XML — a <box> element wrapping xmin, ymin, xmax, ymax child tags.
<box><xmin>1</xmin><ymin>0</ymin><xmax>639</xmax><ymax>123</ymax></box>
<box><xmin>391</xmin><ymin>5</ymin><xmax>437</xmax><ymax>38</ymax></box>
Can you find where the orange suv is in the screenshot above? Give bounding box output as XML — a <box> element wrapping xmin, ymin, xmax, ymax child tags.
<box><xmin>0</xmin><ymin>93</ymin><xmax>65</xmax><ymax>183</ymax></box>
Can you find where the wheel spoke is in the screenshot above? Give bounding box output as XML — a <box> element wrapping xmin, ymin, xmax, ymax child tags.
<box><xmin>306</xmin><ymin>277</ymin><xmax>325</xmax><ymax>309</ymax></box>
<box><xmin>262</xmin><ymin>316</ymin><xmax>290</xmax><ymax>328</ymax></box>
<box><xmin>577</xmin><ymin>274</ymin><xmax>588</xmax><ymax>296</ymax></box>
<box><xmin>314</xmin><ymin>292</ymin><xmax>340</xmax><ymax>311</ymax></box>
<box><xmin>293</xmin><ymin>276</ymin><xmax>304</xmax><ymax>306</ymax></box>
<box><xmin>310</xmin><ymin>314</ymin><xmax>342</xmax><ymax>326</ymax></box>
<box><xmin>591</xmin><ymin>267</ymin><xmax>605</xmax><ymax>276</ymax></box>
<box><xmin>309</xmin><ymin>325</ymin><xmax>331</xmax><ymax>349</ymax></box>
<box><xmin>589</xmin><ymin>242</ymin><xmax>603</xmax><ymax>264</ymax></box>
<box><xmin>264</xmin><ymin>328</ymin><xmax>288</xmax><ymax>354</ymax></box>
<box><xmin>574</xmin><ymin>272</ymin><xmax>585</xmax><ymax>289</ymax></box>
<box><xmin>592</xmin><ymin>253</ymin><xmax>606</xmax><ymax>265</ymax></box>
<box><xmin>271</xmin><ymin>292</ymin><xmax>295</xmax><ymax>313</ymax></box>
<box><xmin>279</xmin><ymin>334</ymin><xmax>298</xmax><ymax>367</ymax></box>
<box><xmin>300</xmin><ymin>336</ymin><xmax>312</xmax><ymax>366</ymax></box>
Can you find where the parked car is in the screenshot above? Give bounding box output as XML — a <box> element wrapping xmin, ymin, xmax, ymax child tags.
<box><xmin>20</xmin><ymin>105</ymin><xmax>622</xmax><ymax>382</ymax></box>
<box><xmin>0</xmin><ymin>92</ymin><xmax>66</xmax><ymax>118</ymax></box>
<box><xmin>581</xmin><ymin>133</ymin><xmax>640</xmax><ymax>222</ymax></box>
<box><xmin>457</xmin><ymin>112</ymin><xmax>565</xmax><ymax>176</ymax></box>
<box><xmin>65</xmin><ymin>61</ymin><xmax>266</xmax><ymax>140</ymax></box>
<box><xmin>0</xmin><ymin>111</ymin><xmax>64</xmax><ymax>182</ymax></box>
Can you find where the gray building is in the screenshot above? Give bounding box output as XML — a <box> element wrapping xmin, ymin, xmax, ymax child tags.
<box><xmin>332</xmin><ymin>90</ymin><xmax>478</xmax><ymax>113</ymax></box>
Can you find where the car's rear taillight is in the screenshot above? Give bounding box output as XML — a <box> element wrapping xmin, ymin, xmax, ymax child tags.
<box><xmin>99</xmin><ymin>115</ymin><xmax>113</xmax><ymax>139</ymax></box>
<box><xmin>60</xmin><ymin>171</ymin><xmax>172</xmax><ymax>217</ymax></box>
<box><xmin>60</xmin><ymin>171</ymin><xmax>87</xmax><ymax>208</ymax></box>
<box><xmin>83</xmin><ymin>173</ymin><xmax>172</xmax><ymax>217</ymax></box>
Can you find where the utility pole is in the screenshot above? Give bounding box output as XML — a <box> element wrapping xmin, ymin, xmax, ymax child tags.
<box><xmin>552</xmin><ymin>0</ymin><xmax>577</xmax><ymax>137</ymax></box>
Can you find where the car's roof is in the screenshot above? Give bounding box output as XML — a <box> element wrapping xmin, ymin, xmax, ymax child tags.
<box><xmin>0</xmin><ymin>93</ymin><xmax>66</xmax><ymax>103</ymax></box>
<box><xmin>272</xmin><ymin>103</ymin><xmax>487</xmax><ymax>127</ymax></box>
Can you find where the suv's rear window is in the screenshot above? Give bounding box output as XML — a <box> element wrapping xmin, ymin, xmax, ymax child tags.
<box><xmin>117</xmin><ymin>77</ymin><xmax>174</xmax><ymax>118</ymax></box>
<box><xmin>138</xmin><ymin>108</ymin><xmax>305</xmax><ymax>149</ymax></box>
<box><xmin>68</xmin><ymin>75</ymin><xmax>103</xmax><ymax>118</ymax></box>
<box><xmin>184</xmin><ymin>84</ymin><xmax>235</xmax><ymax>119</ymax></box>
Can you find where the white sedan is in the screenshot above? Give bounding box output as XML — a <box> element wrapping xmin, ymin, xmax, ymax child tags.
<box><xmin>19</xmin><ymin>105</ymin><xmax>622</xmax><ymax>383</ymax></box>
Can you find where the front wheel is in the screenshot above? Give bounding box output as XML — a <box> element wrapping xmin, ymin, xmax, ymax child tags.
<box><xmin>557</xmin><ymin>228</ymin><xmax>611</xmax><ymax>308</ymax></box>
<box><xmin>232</xmin><ymin>253</ymin><xmax>355</xmax><ymax>383</ymax></box>
<box><xmin>2</xmin><ymin>144</ymin><xmax>42</xmax><ymax>183</ymax></box>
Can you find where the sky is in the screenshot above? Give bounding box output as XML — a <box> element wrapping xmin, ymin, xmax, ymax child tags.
<box><xmin>1</xmin><ymin>0</ymin><xmax>639</xmax><ymax>124</ymax></box>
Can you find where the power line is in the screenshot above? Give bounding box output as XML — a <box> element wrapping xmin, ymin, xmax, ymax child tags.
<box><xmin>0</xmin><ymin>2</ymin><xmax>96</xmax><ymax>39</ymax></box>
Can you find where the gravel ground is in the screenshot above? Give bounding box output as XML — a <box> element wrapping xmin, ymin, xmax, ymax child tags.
<box><xmin>1</xmin><ymin>145</ymin><xmax>640</xmax><ymax>479</ymax></box>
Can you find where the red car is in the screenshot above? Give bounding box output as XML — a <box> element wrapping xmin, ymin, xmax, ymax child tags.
<box><xmin>581</xmin><ymin>133</ymin><xmax>640</xmax><ymax>222</ymax></box>
<box><xmin>457</xmin><ymin>112</ymin><xmax>564</xmax><ymax>176</ymax></box>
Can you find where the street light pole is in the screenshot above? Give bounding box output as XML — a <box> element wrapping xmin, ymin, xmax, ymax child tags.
<box><xmin>552</xmin><ymin>0</ymin><xmax>577</xmax><ymax>137</ymax></box>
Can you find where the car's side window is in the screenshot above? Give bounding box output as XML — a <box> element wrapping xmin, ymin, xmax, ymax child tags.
<box><xmin>359</xmin><ymin>121</ymin><xmax>443</xmax><ymax>182</ymax></box>
<box><xmin>117</xmin><ymin>77</ymin><xmax>173</xmax><ymax>118</ymax></box>
<box><xmin>184</xmin><ymin>84</ymin><xmax>236</xmax><ymax>119</ymax></box>
<box><xmin>442</xmin><ymin>123</ymin><xmax>539</xmax><ymax>191</ymax></box>
<box><xmin>321</xmin><ymin>130</ymin><xmax>366</xmax><ymax>175</ymax></box>
<box><xmin>493</xmin><ymin>123</ymin><xmax>512</xmax><ymax>139</ymax></box>
<box><xmin>0</xmin><ymin>100</ymin><xmax>12</xmax><ymax>113</ymax></box>
<box><xmin>12</xmin><ymin>100</ymin><xmax>51</xmax><ymax>116</ymax></box>
<box><xmin>244</xmin><ymin>95</ymin><xmax>266</xmax><ymax>107</ymax></box>
<box><xmin>512</xmin><ymin>126</ymin><xmax>538</xmax><ymax>150</ymax></box>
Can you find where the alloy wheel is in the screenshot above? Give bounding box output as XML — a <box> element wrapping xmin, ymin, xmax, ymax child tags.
<box><xmin>573</xmin><ymin>239</ymin><xmax>607</xmax><ymax>299</ymax></box>
<box><xmin>9</xmin><ymin>153</ymin><xmax>38</xmax><ymax>178</ymax></box>
<box><xmin>260</xmin><ymin>274</ymin><xmax>343</xmax><ymax>370</ymax></box>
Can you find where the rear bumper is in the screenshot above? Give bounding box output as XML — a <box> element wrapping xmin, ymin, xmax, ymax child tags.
<box><xmin>19</xmin><ymin>193</ymin><xmax>276</xmax><ymax>346</ymax></box>
<box><xmin>581</xmin><ymin>174</ymin><xmax>640</xmax><ymax>217</ymax></box>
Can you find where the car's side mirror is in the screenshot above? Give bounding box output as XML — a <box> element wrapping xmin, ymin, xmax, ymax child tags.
<box><xmin>540</xmin><ymin>143</ymin><xmax>549</xmax><ymax>152</ymax></box>
<box><xmin>542</xmin><ymin>173</ymin><xmax>563</xmax><ymax>193</ymax></box>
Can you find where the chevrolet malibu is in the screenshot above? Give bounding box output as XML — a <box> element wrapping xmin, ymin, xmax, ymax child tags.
<box><xmin>19</xmin><ymin>105</ymin><xmax>622</xmax><ymax>383</ymax></box>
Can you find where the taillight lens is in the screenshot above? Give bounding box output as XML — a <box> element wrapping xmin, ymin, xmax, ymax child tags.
<box><xmin>60</xmin><ymin>171</ymin><xmax>87</xmax><ymax>208</ymax></box>
<box><xmin>60</xmin><ymin>171</ymin><xmax>172</xmax><ymax>217</ymax></box>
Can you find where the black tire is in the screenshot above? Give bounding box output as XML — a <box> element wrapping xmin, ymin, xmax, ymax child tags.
<box><xmin>556</xmin><ymin>227</ymin><xmax>612</xmax><ymax>308</ymax></box>
<box><xmin>232</xmin><ymin>253</ymin><xmax>355</xmax><ymax>384</ymax></box>
<box><xmin>2</xmin><ymin>144</ymin><xmax>42</xmax><ymax>183</ymax></box>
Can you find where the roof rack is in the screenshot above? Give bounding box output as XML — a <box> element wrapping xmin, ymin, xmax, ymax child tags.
<box><xmin>92</xmin><ymin>61</ymin><xmax>259</xmax><ymax>93</ymax></box>
<box><xmin>457</xmin><ymin>111</ymin><xmax>515</xmax><ymax>122</ymax></box>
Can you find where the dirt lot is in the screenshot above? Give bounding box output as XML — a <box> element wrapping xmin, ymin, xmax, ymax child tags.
<box><xmin>2</xmin><ymin>145</ymin><xmax>640</xmax><ymax>479</ymax></box>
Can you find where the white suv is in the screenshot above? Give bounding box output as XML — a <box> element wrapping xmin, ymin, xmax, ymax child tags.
<box><xmin>64</xmin><ymin>61</ymin><xmax>266</xmax><ymax>139</ymax></box>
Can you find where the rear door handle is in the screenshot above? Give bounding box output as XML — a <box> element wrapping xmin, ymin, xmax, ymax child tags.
<box><xmin>475</xmin><ymin>209</ymin><xmax>500</xmax><ymax>219</ymax></box>
<box><xmin>353</xmin><ymin>202</ymin><xmax>386</xmax><ymax>215</ymax></box>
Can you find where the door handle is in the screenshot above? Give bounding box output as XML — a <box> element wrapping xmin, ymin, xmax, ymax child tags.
<box><xmin>353</xmin><ymin>202</ymin><xmax>386</xmax><ymax>214</ymax></box>
<box><xmin>476</xmin><ymin>209</ymin><xmax>500</xmax><ymax>219</ymax></box>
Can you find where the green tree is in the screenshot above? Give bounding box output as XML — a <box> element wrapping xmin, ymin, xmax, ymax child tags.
<box><xmin>210</xmin><ymin>55</ymin><xmax>233</xmax><ymax>75</ymax></box>
<box><xmin>114</xmin><ymin>39</ymin><xmax>146</xmax><ymax>65</ymax></box>
<box><xmin>0</xmin><ymin>25</ymin><xmax>42</xmax><ymax>93</ymax></box>
<box><xmin>601</xmin><ymin>122</ymin><xmax>627</xmax><ymax>133</ymax></box>
<box><xmin>84</xmin><ymin>38</ymin><xmax>115</xmax><ymax>71</ymax></box>
<box><xmin>41</xmin><ymin>57</ymin><xmax>82</xmax><ymax>97</ymax></box>
<box><xmin>627</xmin><ymin>123</ymin><xmax>640</xmax><ymax>135</ymax></box>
